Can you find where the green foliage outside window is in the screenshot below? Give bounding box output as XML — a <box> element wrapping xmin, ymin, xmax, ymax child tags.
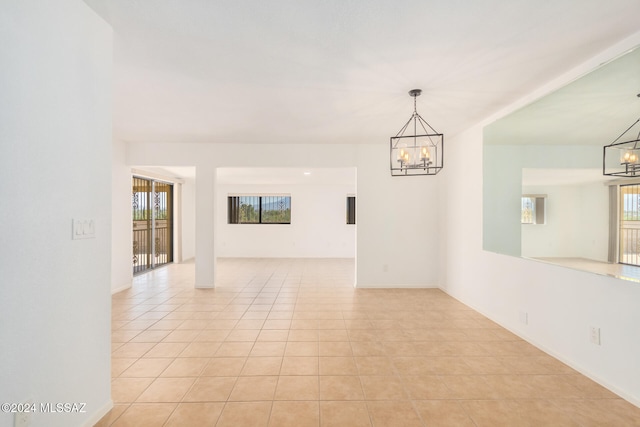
<box><xmin>229</xmin><ymin>195</ymin><xmax>291</xmax><ymax>224</ymax></box>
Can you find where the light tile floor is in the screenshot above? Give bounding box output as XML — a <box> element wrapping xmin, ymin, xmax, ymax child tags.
<box><xmin>96</xmin><ymin>258</ymin><xmax>640</xmax><ymax>426</ymax></box>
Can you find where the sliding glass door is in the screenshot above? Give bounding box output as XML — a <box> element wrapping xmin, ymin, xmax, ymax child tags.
<box><xmin>132</xmin><ymin>176</ymin><xmax>173</xmax><ymax>274</ymax></box>
<box><xmin>620</xmin><ymin>183</ymin><xmax>640</xmax><ymax>266</ymax></box>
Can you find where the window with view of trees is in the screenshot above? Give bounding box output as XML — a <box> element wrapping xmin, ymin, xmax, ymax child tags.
<box><xmin>228</xmin><ymin>195</ymin><xmax>291</xmax><ymax>224</ymax></box>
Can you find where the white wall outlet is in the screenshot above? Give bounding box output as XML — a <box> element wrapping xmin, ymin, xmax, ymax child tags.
<box><xmin>14</xmin><ymin>399</ymin><xmax>33</xmax><ymax>427</ymax></box>
<box><xmin>590</xmin><ymin>326</ymin><xmax>601</xmax><ymax>345</ymax></box>
<box><xmin>519</xmin><ymin>311</ymin><xmax>528</xmax><ymax>325</ymax></box>
<box><xmin>72</xmin><ymin>219</ymin><xmax>96</xmax><ymax>240</ymax></box>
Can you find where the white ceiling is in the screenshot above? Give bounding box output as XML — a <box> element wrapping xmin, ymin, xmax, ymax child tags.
<box><xmin>83</xmin><ymin>0</ymin><xmax>640</xmax><ymax>145</ymax></box>
<box><xmin>135</xmin><ymin>166</ymin><xmax>355</xmax><ymax>186</ymax></box>
<box><xmin>217</xmin><ymin>167</ymin><xmax>356</xmax><ymax>186</ymax></box>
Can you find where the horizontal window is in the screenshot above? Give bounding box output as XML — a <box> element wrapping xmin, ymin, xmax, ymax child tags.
<box><xmin>228</xmin><ymin>195</ymin><xmax>291</xmax><ymax>224</ymax></box>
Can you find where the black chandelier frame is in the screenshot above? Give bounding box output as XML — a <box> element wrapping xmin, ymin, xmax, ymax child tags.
<box><xmin>603</xmin><ymin>95</ymin><xmax>640</xmax><ymax>178</ymax></box>
<box><xmin>390</xmin><ymin>89</ymin><xmax>444</xmax><ymax>177</ymax></box>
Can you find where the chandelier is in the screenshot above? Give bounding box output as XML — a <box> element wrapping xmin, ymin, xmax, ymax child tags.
<box><xmin>603</xmin><ymin>94</ymin><xmax>640</xmax><ymax>177</ymax></box>
<box><xmin>390</xmin><ymin>89</ymin><xmax>444</xmax><ymax>176</ymax></box>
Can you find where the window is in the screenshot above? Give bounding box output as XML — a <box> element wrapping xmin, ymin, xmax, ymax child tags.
<box><xmin>521</xmin><ymin>195</ymin><xmax>545</xmax><ymax>224</ymax></box>
<box><xmin>346</xmin><ymin>196</ymin><xmax>356</xmax><ymax>224</ymax></box>
<box><xmin>228</xmin><ymin>195</ymin><xmax>291</xmax><ymax>224</ymax></box>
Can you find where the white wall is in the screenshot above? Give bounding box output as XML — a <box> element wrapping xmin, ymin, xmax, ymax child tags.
<box><xmin>112</xmin><ymin>139</ymin><xmax>133</xmax><ymax>292</ymax></box>
<box><xmin>0</xmin><ymin>2</ymin><xmax>113</xmax><ymax>426</ymax></box>
<box><xmin>126</xmin><ymin>143</ymin><xmax>440</xmax><ymax>287</ymax></box>
<box><xmin>443</xmin><ymin>33</ymin><xmax>640</xmax><ymax>406</ymax></box>
<box><xmin>522</xmin><ymin>182</ymin><xmax>609</xmax><ymax>261</ymax></box>
<box><xmin>182</xmin><ymin>178</ymin><xmax>197</xmax><ymax>261</ymax></box>
<box><xmin>576</xmin><ymin>181</ymin><xmax>610</xmax><ymax>262</ymax></box>
<box><xmin>217</xmin><ymin>182</ymin><xmax>356</xmax><ymax>258</ymax></box>
<box><xmin>522</xmin><ymin>184</ymin><xmax>579</xmax><ymax>258</ymax></box>
<box><xmin>355</xmin><ymin>143</ymin><xmax>441</xmax><ymax>287</ymax></box>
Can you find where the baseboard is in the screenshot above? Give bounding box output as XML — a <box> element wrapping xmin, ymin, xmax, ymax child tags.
<box><xmin>111</xmin><ymin>284</ymin><xmax>131</xmax><ymax>294</ymax></box>
<box><xmin>438</xmin><ymin>285</ymin><xmax>640</xmax><ymax>409</ymax></box>
<box><xmin>356</xmin><ymin>283</ymin><xmax>440</xmax><ymax>289</ymax></box>
<box><xmin>82</xmin><ymin>399</ymin><xmax>113</xmax><ymax>427</ymax></box>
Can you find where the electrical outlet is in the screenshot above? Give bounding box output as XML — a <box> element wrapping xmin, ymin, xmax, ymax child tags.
<box><xmin>14</xmin><ymin>400</ymin><xmax>33</xmax><ymax>427</ymax></box>
<box><xmin>590</xmin><ymin>326</ymin><xmax>601</xmax><ymax>345</ymax></box>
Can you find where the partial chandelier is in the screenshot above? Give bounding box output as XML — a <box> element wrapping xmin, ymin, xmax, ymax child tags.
<box><xmin>603</xmin><ymin>93</ymin><xmax>640</xmax><ymax>177</ymax></box>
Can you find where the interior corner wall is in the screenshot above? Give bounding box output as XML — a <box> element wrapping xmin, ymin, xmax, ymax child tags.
<box><xmin>0</xmin><ymin>1</ymin><xmax>113</xmax><ymax>426</ymax></box>
<box><xmin>444</xmin><ymin>127</ymin><xmax>640</xmax><ymax>407</ymax></box>
<box><xmin>112</xmin><ymin>138</ymin><xmax>133</xmax><ymax>292</ymax></box>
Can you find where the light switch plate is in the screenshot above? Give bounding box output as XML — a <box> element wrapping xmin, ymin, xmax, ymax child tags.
<box><xmin>72</xmin><ymin>219</ymin><xmax>95</xmax><ymax>240</ymax></box>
